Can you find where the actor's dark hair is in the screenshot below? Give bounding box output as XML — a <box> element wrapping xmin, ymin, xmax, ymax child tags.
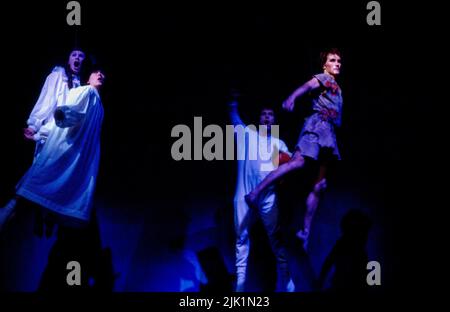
<box><xmin>260</xmin><ymin>106</ymin><xmax>275</xmax><ymax>114</ymax></box>
<box><xmin>64</xmin><ymin>64</ymin><xmax>74</xmax><ymax>89</ymax></box>
<box><xmin>319</xmin><ymin>48</ymin><xmax>342</xmax><ymax>67</ymax></box>
<box><xmin>81</xmin><ymin>55</ymin><xmax>104</xmax><ymax>83</ymax></box>
<box><xmin>259</xmin><ymin>105</ymin><xmax>276</xmax><ymax>118</ymax></box>
<box><xmin>64</xmin><ymin>48</ymin><xmax>87</xmax><ymax>89</ymax></box>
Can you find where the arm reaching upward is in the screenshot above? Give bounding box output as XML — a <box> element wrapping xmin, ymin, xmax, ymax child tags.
<box><xmin>228</xmin><ymin>92</ymin><xmax>246</xmax><ymax>128</ymax></box>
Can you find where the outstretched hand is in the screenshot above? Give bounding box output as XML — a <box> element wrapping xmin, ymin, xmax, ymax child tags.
<box><xmin>228</xmin><ymin>88</ymin><xmax>240</xmax><ymax>108</ymax></box>
<box><xmin>23</xmin><ymin>127</ymin><xmax>35</xmax><ymax>140</ymax></box>
<box><xmin>282</xmin><ymin>97</ymin><xmax>295</xmax><ymax>112</ymax></box>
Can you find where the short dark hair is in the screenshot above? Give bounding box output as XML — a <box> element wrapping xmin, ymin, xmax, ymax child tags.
<box><xmin>81</xmin><ymin>55</ymin><xmax>104</xmax><ymax>83</ymax></box>
<box><xmin>69</xmin><ymin>47</ymin><xmax>86</xmax><ymax>55</ymax></box>
<box><xmin>319</xmin><ymin>48</ymin><xmax>342</xmax><ymax>67</ymax></box>
<box><xmin>260</xmin><ymin>106</ymin><xmax>275</xmax><ymax>114</ymax></box>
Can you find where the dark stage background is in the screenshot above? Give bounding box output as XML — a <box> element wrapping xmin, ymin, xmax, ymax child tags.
<box><xmin>0</xmin><ymin>1</ymin><xmax>424</xmax><ymax>294</ymax></box>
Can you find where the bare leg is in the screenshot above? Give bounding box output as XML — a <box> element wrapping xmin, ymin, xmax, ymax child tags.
<box><xmin>245</xmin><ymin>151</ymin><xmax>305</xmax><ymax>207</ymax></box>
<box><xmin>296</xmin><ymin>165</ymin><xmax>328</xmax><ymax>248</ymax></box>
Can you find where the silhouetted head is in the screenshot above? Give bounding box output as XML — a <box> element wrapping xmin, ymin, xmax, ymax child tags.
<box><xmin>340</xmin><ymin>210</ymin><xmax>372</xmax><ymax>240</ymax></box>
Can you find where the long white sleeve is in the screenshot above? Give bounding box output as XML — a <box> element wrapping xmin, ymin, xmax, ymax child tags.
<box><xmin>27</xmin><ymin>66</ymin><xmax>68</xmax><ymax>131</ymax></box>
<box><xmin>54</xmin><ymin>86</ymin><xmax>95</xmax><ymax>128</ymax></box>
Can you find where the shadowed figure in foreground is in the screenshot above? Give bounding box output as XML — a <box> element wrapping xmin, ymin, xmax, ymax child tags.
<box><xmin>38</xmin><ymin>211</ymin><xmax>116</xmax><ymax>291</ymax></box>
<box><xmin>318</xmin><ymin>209</ymin><xmax>372</xmax><ymax>291</ymax></box>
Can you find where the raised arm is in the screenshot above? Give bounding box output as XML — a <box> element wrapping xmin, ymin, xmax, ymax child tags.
<box><xmin>282</xmin><ymin>77</ymin><xmax>321</xmax><ymax>112</ymax></box>
<box><xmin>228</xmin><ymin>98</ymin><xmax>246</xmax><ymax>128</ymax></box>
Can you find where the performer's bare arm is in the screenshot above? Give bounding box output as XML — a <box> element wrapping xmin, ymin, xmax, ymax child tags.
<box><xmin>228</xmin><ymin>90</ymin><xmax>246</xmax><ymax>128</ymax></box>
<box><xmin>282</xmin><ymin>77</ymin><xmax>321</xmax><ymax>112</ymax></box>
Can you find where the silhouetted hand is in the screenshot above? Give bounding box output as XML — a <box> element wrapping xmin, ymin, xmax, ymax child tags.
<box><xmin>228</xmin><ymin>88</ymin><xmax>240</xmax><ymax>108</ymax></box>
